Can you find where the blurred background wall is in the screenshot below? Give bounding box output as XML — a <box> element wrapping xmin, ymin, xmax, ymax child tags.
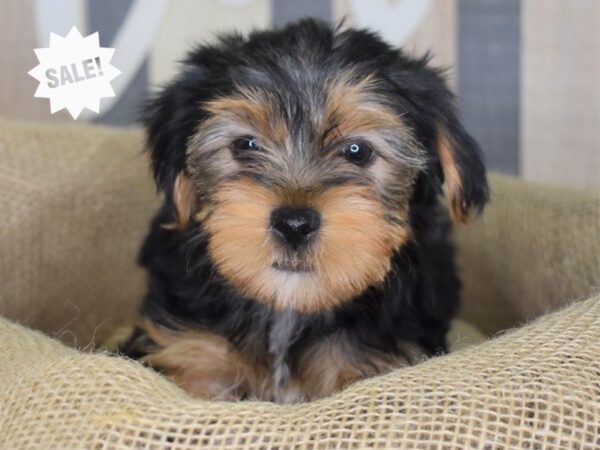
<box><xmin>1</xmin><ymin>0</ymin><xmax>598</xmax><ymax>189</ymax></box>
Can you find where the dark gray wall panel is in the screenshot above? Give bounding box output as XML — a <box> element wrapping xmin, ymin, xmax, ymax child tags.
<box><xmin>272</xmin><ymin>0</ymin><xmax>331</xmax><ymax>26</ymax></box>
<box><xmin>458</xmin><ymin>0</ymin><xmax>520</xmax><ymax>175</ymax></box>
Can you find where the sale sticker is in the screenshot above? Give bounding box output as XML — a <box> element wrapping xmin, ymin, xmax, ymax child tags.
<box><xmin>28</xmin><ymin>27</ymin><xmax>121</xmax><ymax>119</ymax></box>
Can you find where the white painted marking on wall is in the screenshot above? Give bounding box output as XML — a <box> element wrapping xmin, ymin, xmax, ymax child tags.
<box><xmin>350</xmin><ymin>0</ymin><xmax>432</xmax><ymax>44</ymax></box>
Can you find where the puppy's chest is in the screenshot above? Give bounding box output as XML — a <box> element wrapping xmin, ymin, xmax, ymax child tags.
<box><xmin>142</xmin><ymin>312</ymin><xmax>412</xmax><ymax>402</ymax></box>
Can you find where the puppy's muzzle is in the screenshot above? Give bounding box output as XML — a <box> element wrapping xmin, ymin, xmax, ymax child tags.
<box><xmin>270</xmin><ymin>207</ymin><xmax>320</xmax><ymax>250</ymax></box>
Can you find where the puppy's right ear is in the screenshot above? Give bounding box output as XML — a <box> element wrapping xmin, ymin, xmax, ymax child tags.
<box><xmin>144</xmin><ymin>67</ymin><xmax>209</xmax><ymax>229</ymax></box>
<box><xmin>165</xmin><ymin>172</ymin><xmax>195</xmax><ymax>230</ymax></box>
<box><xmin>144</xmin><ymin>70</ymin><xmax>207</xmax><ymax>194</ymax></box>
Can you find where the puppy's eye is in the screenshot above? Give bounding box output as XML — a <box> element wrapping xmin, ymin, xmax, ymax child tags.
<box><xmin>232</xmin><ymin>136</ymin><xmax>260</xmax><ymax>151</ymax></box>
<box><xmin>343</xmin><ymin>142</ymin><xmax>373</xmax><ymax>165</ymax></box>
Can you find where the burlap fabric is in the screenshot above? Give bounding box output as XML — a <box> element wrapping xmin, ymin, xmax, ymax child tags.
<box><xmin>455</xmin><ymin>175</ymin><xmax>600</xmax><ymax>334</ymax></box>
<box><xmin>1</xmin><ymin>120</ymin><xmax>599</xmax><ymax>449</ymax></box>
<box><xmin>0</xmin><ymin>120</ymin><xmax>159</xmax><ymax>347</ymax></box>
<box><xmin>0</xmin><ymin>294</ymin><xmax>598</xmax><ymax>450</ymax></box>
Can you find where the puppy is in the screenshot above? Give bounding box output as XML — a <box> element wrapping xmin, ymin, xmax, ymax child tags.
<box><xmin>118</xmin><ymin>19</ymin><xmax>488</xmax><ymax>403</ymax></box>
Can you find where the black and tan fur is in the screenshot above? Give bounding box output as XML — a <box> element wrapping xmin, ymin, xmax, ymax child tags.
<box><xmin>118</xmin><ymin>19</ymin><xmax>488</xmax><ymax>403</ymax></box>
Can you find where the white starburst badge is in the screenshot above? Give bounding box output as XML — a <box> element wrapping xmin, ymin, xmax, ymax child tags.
<box><xmin>28</xmin><ymin>27</ymin><xmax>121</xmax><ymax>119</ymax></box>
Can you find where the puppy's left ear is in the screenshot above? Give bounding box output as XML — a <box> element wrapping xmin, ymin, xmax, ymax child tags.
<box><xmin>389</xmin><ymin>59</ymin><xmax>489</xmax><ymax>223</ymax></box>
<box><xmin>435</xmin><ymin>115</ymin><xmax>489</xmax><ymax>224</ymax></box>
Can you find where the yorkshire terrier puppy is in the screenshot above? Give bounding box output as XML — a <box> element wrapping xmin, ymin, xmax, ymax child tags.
<box><xmin>119</xmin><ymin>19</ymin><xmax>488</xmax><ymax>403</ymax></box>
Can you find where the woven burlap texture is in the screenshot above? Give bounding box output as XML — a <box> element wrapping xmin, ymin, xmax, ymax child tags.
<box><xmin>454</xmin><ymin>175</ymin><xmax>600</xmax><ymax>334</ymax></box>
<box><xmin>1</xmin><ymin>120</ymin><xmax>599</xmax><ymax>449</ymax></box>
<box><xmin>1</xmin><ymin>295</ymin><xmax>599</xmax><ymax>449</ymax></box>
<box><xmin>0</xmin><ymin>120</ymin><xmax>159</xmax><ymax>347</ymax></box>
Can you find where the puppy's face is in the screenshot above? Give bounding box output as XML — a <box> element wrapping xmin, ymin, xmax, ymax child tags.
<box><xmin>146</xmin><ymin>21</ymin><xmax>488</xmax><ymax>314</ymax></box>
<box><xmin>185</xmin><ymin>74</ymin><xmax>423</xmax><ymax>312</ymax></box>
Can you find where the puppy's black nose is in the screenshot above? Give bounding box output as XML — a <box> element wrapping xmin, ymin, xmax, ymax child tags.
<box><xmin>270</xmin><ymin>207</ymin><xmax>320</xmax><ymax>249</ymax></box>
